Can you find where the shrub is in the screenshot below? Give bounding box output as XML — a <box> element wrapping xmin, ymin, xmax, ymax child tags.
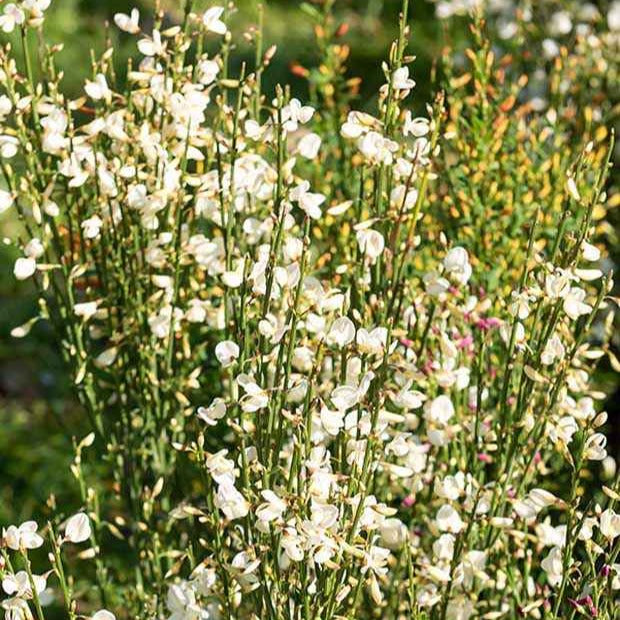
<box><xmin>0</xmin><ymin>1</ymin><xmax>618</xmax><ymax>619</ymax></box>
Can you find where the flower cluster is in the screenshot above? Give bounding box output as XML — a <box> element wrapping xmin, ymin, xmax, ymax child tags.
<box><xmin>1</xmin><ymin>513</ymin><xmax>114</xmax><ymax>620</ymax></box>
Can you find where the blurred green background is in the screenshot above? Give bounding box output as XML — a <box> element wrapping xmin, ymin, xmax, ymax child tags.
<box><xmin>35</xmin><ymin>0</ymin><xmax>442</xmax><ymax>102</ymax></box>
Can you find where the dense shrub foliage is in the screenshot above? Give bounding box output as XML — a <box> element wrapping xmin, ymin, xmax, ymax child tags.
<box><xmin>0</xmin><ymin>1</ymin><xmax>618</xmax><ymax>618</ymax></box>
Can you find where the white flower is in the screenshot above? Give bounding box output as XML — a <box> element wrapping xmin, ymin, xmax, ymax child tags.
<box><xmin>541</xmin><ymin>546</ymin><xmax>563</xmax><ymax>586</ymax></box>
<box><xmin>356</xmin><ymin>327</ymin><xmax>387</xmax><ymax>355</ymax></box>
<box><xmin>206</xmin><ymin>450</ymin><xmax>236</xmax><ymax>485</ymax></box>
<box><xmin>545</xmin><ymin>269</ymin><xmax>571</xmax><ymax>299</ymax></box>
<box><xmin>509</xmin><ymin>291</ymin><xmax>532</xmax><ymax>320</ymax></box>
<box><xmin>0</xmin><ymin>4</ymin><xmax>25</xmax><ymax>33</ymax></box>
<box><xmin>42</xmin><ymin>109</ymin><xmax>70</xmax><ymax>154</ymax></box>
<box><xmin>320</xmin><ymin>405</ymin><xmax>345</xmax><ymax>436</ymax></box>
<box><xmin>403</xmin><ymin>111</ymin><xmax>430</xmax><ymax>137</ymax></box>
<box><xmin>330</xmin><ymin>371</ymin><xmax>374</xmax><ymax>411</ymax></box>
<box><xmin>361</xmin><ymin>545</ymin><xmax>391</xmax><ymax>577</ymax></box>
<box><xmin>609</xmin><ymin>1</ymin><xmax>620</xmax><ymax>30</ymax></box>
<box><xmin>424</xmin><ymin>395</ymin><xmax>454</xmax><ymax>426</ymax></box>
<box><xmin>186</xmin><ymin>299</ymin><xmax>207</xmax><ymax>323</ymax></box>
<box><xmin>443</xmin><ymin>247</ymin><xmax>472</xmax><ymax>286</ymax></box>
<box><xmin>569</xmin><ymin>397</ymin><xmax>596</xmax><ymax>421</ymax></box>
<box><xmin>390</xmin><ymin>184</ymin><xmax>418</xmax><ymax>211</ymax></box>
<box><xmin>326</xmin><ymin>317</ymin><xmax>355</xmax><ymax>348</ymax></box>
<box><xmin>536</xmin><ymin>521</ymin><xmax>567</xmax><ymax>548</ymax></box>
<box><xmin>0</xmin><ymin>135</ymin><xmax>18</xmax><ymax>158</ymax></box>
<box><xmin>3</xmin><ymin>521</ymin><xmax>44</xmax><ymax>550</ymax></box>
<box><xmin>0</xmin><ymin>189</ymin><xmax>14</xmax><ymax>214</ymax></box>
<box><xmin>44</xmin><ymin>200</ymin><xmax>60</xmax><ymax>217</ymax></box>
<box><xmin>341</xmin><ymin>119</ymin><xmax>364</xmax><ymax>139</ymax></box>
<box><xmin>290</xmin><ymin>181</ymin><xmax>325</xmax><ymax>220</ymax></box>
<box><xmin>14</xmin><ymin>257</ymin><xmax>37</xmax><ymax>281</ymax></box>
<box><xmin>138</xmin><ymin>30</ymin><xmax>165</xmax><ymax>56</ymax></box>
<box><xmin>356</xmin><ymin>229</ymin><xmax>385</xmax><ymax>262</ymax></box>
<box><xmin>222</xmin><ymin>262</ymin><xmax>245</xmax><ymax>288</ymax></box>
<box><xmin>2</xmin><ymin>570</ymin><xmax>47</xmax><ymax>598</ymax></box>
<box><xmin>238</xmin><ymin>375</ymin><xmax>269</xmax><ymax>412</ymax></box>
<box><xmin>379</xmin><ymin>518</ymin><xmax>408</xmax><ymax>549</ymax></box>
<box><xmin>85</xmin><ymin>74</ymin><xmax>111</xmax><ymax>102</ymax></box>
<box><xmin>64</xmin><ymin>513</ymin><xmax>91</xmax><ymax>544</ymax></box>
<box><xmin>23</xmin><ymin>0</ymin><xmax>52</xmax><ymax>17</ymax></box>
<box><xmin>579</xmin><ymin>517</ymin><xmax>597</xmax><ymax>542</ymax></box>
<box><xmin>600</xmin><ymin>509</ymin><xmax>620</xmax><ymax>541</ymax></box>
<box><xmin>282</xmin><ymin>98</ymin><xmax>315</xmax><ymax>132</ymax></box>
<box><xmin>230</xmin><ymin>551</ymin><xmax>261</xmax><ymax>587</ymax></box>
<box><xmin>197</xmin><ymin>59</ymin><xmax>220</xmax><ymax>85</ymax></box>
<box><xmin>256</xmin><ymin>490</ymin><xmax>287</xmax><ymax>524</ymax></box>
<box><xmin>114</xmin><ymin>8</ymin><xmax>140</xmax><ymax>34</ymax></box>
<box><xmin>585</xmin><ymin>433</ymin><xmax>607</xmax><ymax>461</ymax></box>
<box><xmin>244</xmin><ymin>119</ymin><xmax>264</xmax><ymax>140</ymax></box>
<box><xmin>92</xmin><ymin>611</ymin><xmax>116</xmax><ymax>620</ymax></box>
<box><xmin>24</xmin><ymin>238</ymin><xmax>44</xmax><ymax>260</ymax></box>
<box><xmin>542</xmin><ymin>38</ymin><xmax>560</xmax><ymax>60</ymax></box>
<box><xmin>550</xmin><ymin>416</ymin><xmax>578</xmax><ymax>445</ymax></box>
<box><xmin>424</xmin><ymin>271</ymin><xmax>450</xmax><ymax>296</ymax></box>
<box><xmin>166</xmin><ymin>581</ymin><xmax>206</xmax><ymax>620</ymax></box>
<box><xmin>541</xmin><ymin>334</ymin><xmax>565</xmax><ymax>366</ymax></box>
<box><xmin>148</xmin><ymin>306</ymin><xmax>183</xmax><ymax>339</ymax></box>
<box><xmin>1</xmin><ymin>597</ymin><xmax>31</xmax><ymax>618</ymax></box>
<box><xmin>215</xmin><ymin>340</ymin><xmax>240</xmax><ymax>367</ymax></box>
<box><xmin>74</xmin><ymin>301</ymin><xmax>99</xmax><ymax>321</ymax></box>
<box><xmin>203</xmin><ymin>6</ymin><xmax>227</xmax><ymax>35</ymax></box>
<box><xmin>433</xmin><ymin>533</ymin><xmax>455</xmax><ymax>560</ymax></box>
<box><xmin>436</xmin><ymin>473</ymin><xmax>465</xmax><ymax>501</ymax></box>
<box><xmin>436</xmin><ymin>505</ymin><xmax>464</xmax><ymax>533</ymax></box>
<box><xmin>563</xmin><ymin>287</ymin><xmax>592</xmax><ymax>319</ymax></box>
<box><xmin>392</xmin><ymin>67</ymin><xmax>415</xmax><ymax>91</ymax></box>
<box><xmin>549</xmin><ymin>10</ymin><xmax>572</xmax><ymax>36</ymax></box>
<box><xmin>191</xmin><ymin>565</ymin><xmax>216</xmax><ymax>596</ymax></box>
<box><xmin>82</xmin><ymin>215</ymin><xmax>103</xmax><ymax>239</ymax></box>
<box><xmin>392</xmin><ymin>384</ymin><xmax>425</xmax><ymax>410</ymax></box>
<box><xmin>455</xmin><ymin>550</ymin><xmax>488</xmax><ymax>589</ymax></box>
<box><xmin>0</xmin><ymin>95</ymin><xmax>12</xmax><ymax>117</ymax></box>
<box><xmin>281</xmin><ymin>525</ymin><xmax>304</xmax><ymax>562</ymax></box>
<box><xmin>575</xmin><ymin>268</ymin><xmax>602</xmax><ymax>282</ymax></box>
<box><xmin>215</xmin><ymin>482</ymin><xmax>249</xmax><ymax>520</ymax></box>
<box><xmin>358</xmin><ymin>131</ymin><xmax>398</xmax><ymax>164</ymax></box>
<box><xmin>514</xmin><ymin>489</ymin><xmax>557</xmax><ymax>520</ymax></box>
<box><xmin>297</xmin><ymin>133</ymin><xmax>322</xmax><ymax>159</ymax></box>
<box><xmin>197</xmin><ymin>399</ymin><xmax>227</xmax><ymax>426</ymax></box>
<box><xmin>340</xmin><ymin>110</ymin><xmax>378</xmax><ymax>138</ymax></box>
<box><xmin>446</xmin><ymin>598</ymin><xmax>474</xmax><ymax>620</ymax></box>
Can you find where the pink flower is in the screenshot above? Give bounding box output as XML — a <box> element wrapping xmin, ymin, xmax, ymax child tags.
<box><xmin>457</xmin><ymin>335</ymin><xmax>473</xmax><ymax>350</ymax></box>
<box><xmin>402</xmin><ymin>495</ymin><xmax>415</xmax><ymax>508</ymax></box>
<box><xmin>570</xmin><ymin>596</ymin><xmax>598</xmax><ymax>617</ymax></box>
<box><xmin>475</xmin><ymin>317</ymin><xmax>502</xmax><ymax>331</ymax></box>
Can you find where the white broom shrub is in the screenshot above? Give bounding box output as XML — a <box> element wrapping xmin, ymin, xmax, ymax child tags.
<box><xmin>0</xmin><ymin>1</ymin><xmax>618</xmax><ymax>619</ymax></box>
